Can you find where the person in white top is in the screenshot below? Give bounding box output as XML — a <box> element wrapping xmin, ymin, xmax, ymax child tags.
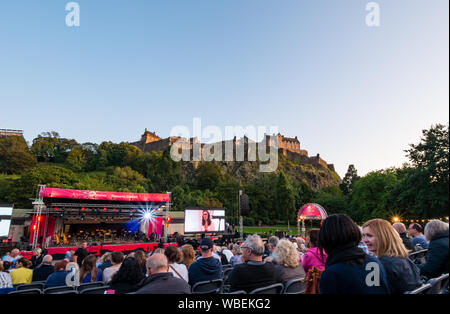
<box><xmin>102</xmin><ymin>251</ymin><xmax>124</xmax><ymax>283</ymax></box>
<box><xmin>221</xmin><ymin>247</ymin><xmax>233</xmax><ymax>263</ymax></box>
<box><xmin>164</xmin><ymin>246</ymin><xmax>188</xmax><ymax>282</ymax></box>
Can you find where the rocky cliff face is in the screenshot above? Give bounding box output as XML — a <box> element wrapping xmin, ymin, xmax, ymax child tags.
<box><xmin>181</xmin><ymin>153</ymin><xmax>341</xmax><ymax>190</ymax></box>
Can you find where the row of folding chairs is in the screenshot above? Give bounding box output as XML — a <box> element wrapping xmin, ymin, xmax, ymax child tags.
<box><xmin>404</xmin><ymin>273</ymin><xmax>449</xmax><ymax>294</ymax></box>
<box><xmin>408</xmin><ymin>249</ymin><xmax>428</xmax><ymax>265</ymax></box>
<box><xmin>9</xmin><ymin>281</ymin><xmax>110</xmax><ymax>294</ymax></box>
<box><xmin>191</xmin><ymin>277</ymin><xmax>306</xmax><ymax>294</ymax></box>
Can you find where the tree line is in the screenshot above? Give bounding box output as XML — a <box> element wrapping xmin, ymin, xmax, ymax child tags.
<box><xmin>0</xmin><ymin>124</ymin><xmax>448</xmax><ymax>225</ymax></box>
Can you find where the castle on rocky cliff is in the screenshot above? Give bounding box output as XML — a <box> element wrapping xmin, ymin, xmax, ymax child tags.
<box><xmin>131</xmin><ymin>129</ymin><xmax>335</xmax><ymax>172</ymax></box>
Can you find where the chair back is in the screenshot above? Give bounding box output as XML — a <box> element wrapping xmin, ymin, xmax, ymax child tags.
<box><xmin>283</xmin><ymin>277</ymin><xmax>306</xmax><ymax>294</ymax></box>
<box><xmin>427</xmin><ymin>273</ymin><xmax>449</xmax><ymax>294</ymax></box>
<box><xmin>44</xmin><ymin>286</ymin><xmax>75</xmax><ymax>294</ymax></box>
<box><xmin>249</xmin><ymin>283</ymin><xmax>284</xmax><ymax>294</ymax></box>
<box><xmin>225</xmin><ymin>290</ymin><xmax>247</xmax><ymax>294</ymax></box>
<box><xmin>404</xmin><ymin>283</ymin><xmax>432</xmax><ymax>294</ymax></box>
<box><xmin>222</xmin><ymin>268</ymin><xmax>233</xmax><ymax>284</ymax></box>
<box><xmin>408</xmin><ymin>249</ymin><xmax>428</xmax><ymax>264</ymax></box>
<box><xmin>9</xmin><ymin>288</ymin><xmax>43</xmax><ymax>294</ymax></box>
<box><xmin>192</xmin><ymin>279</ymin><xmax>223</xmax><ymax>294</ymax></box>
<box><xmin>52</xmin><ymin>290</ymin><xmax>79</xmax><ymax>294</ymax></box>
<box><xmin>16</xmin><ymin>282</ymin><xmax>45</xmax><ymax>291</ymax></box>
<box><xmin>77</xmin><ymin>282</ymin><xmax>106</xmax><ymax>292</ymax></box>
<box><xmin>80</xmin><ymin>285</ymin><xmax>111</xmax><ymax>294</ymax></box>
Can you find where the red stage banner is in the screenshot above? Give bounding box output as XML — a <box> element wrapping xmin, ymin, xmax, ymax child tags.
<box><xmin>40</xmin><ymin>187</ymin><xmax>170</xmax><ymax>203</ymax></box>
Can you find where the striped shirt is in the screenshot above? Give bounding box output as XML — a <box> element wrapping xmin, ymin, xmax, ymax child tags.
<box><xmin>0</xmin><ymin>272</ymin><xmax>13</xmax><ymax>288</ymax></box>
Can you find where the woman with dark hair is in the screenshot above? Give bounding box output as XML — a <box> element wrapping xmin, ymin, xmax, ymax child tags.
<box><xmin>318</xmin><ymin>214</ymin><xmax>390</xmax><ymax>294</ymax></box>
<box><xmin>80</xmin><ymin>254</ymin><xmax>103</xmax><ymax>283</ymax></box>
<box><xmin>109</xmin><ymin>257</ymin><xmax>145</xmax><ymax>294</ymax></box>
<box><xmin>301</xmin><ymin>228</ymin><xmax>327</xmax><ymax>272</ymax></box>
<box><xmin>165</xmin><ymin>246</ymin><xmax>188</xmax><ymax>282</ymax></box>
<box><xmin>133</xmin><ymin>250</ymin><xmax>148</xmax><ymax>276</ymax></box>
<box><xmin>201</xmin><ymin>210</ymin><xmax>212</xmax><ymax>232</ymax></box>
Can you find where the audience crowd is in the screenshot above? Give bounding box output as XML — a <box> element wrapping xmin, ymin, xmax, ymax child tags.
<box><xmin>0</xmin><ymin>217</ymin><xmax>448</xmax><ymax>294</ymax></box>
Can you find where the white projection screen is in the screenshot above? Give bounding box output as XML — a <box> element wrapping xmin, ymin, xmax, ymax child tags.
<box><xmin>184</xmin><ymin>208</ymin><xmax>225</xmax><ymax>233</ymax></box>
<box><xmin>0</xmin><ymin>205</ymin><xmax>13</xmax><ymax>238</ymax></box>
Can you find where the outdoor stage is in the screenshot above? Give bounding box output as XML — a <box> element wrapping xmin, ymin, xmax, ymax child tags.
<box><xmin>20</xmin><ymin>242</ymin><xmax>178</xmax><ymax>260</ymax></box>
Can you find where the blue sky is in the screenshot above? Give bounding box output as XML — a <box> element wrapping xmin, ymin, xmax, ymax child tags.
<box><xmin>0</xmin><ymin>0</ymin><xmax>448</xmax><ymax>178</ymax></box>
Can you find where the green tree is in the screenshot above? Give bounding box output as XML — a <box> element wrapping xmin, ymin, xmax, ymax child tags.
<box><xmin>340</xmin><ymin>164</ymin><xmax>360</xmax><ymax>195</ymax></box>
<box><xmin>275</xmin><ymin>171</ymin><xmax>296</xmax><ymax>223</ymax></box>
<box><xmin>195</xmin><ymin>162</ymin><xmax>224</xmax><ymax>191</ymax></box>
<box><xmin>0</xmin><ymin>151</ymin><xmax>37</xmax><ymax>174</ymax></box>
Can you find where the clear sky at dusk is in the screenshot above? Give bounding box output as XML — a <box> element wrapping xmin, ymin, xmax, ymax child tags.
<box><xmin>0</xmin><ymin>0</ymin><xmax>448</xmax><ymax>177</ymax></box>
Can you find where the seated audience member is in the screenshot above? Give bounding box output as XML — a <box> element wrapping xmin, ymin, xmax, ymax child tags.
<box><xmin>133</xmin><ymin>250</ymin><xmax>148</xmax><ymax>276</ymax></box>
<box><xmin>392</xmin><ymin>222</ymin><xmax>415</xmax><ymax>252</ymax></box>
<box><xmin>188</xmin><ymin>238</ymin><xmax>222</xmax><ymax>287</ymax></box>
<box><xmin>228</xmin><ymin>234</ymin><xmax>278</xmax><ymax>293</ymax></box>
<box><xmin>301</xmin><ymin>228</ymin><xmax>327</xmax><ymax>272</ymax></box>
<box><xmin>180</xmin><ymin>244</ymin><xmax>196</xmax><ymax>269</ymax></box>
<box><xmin>267</xmin><ymin>236</ymin><xmax>279</xmax><ymax>257</ymax></box>
<box><xmin>212</xmin><ymin>246</ymin><xmax>223</xmax><ymax>263</ymax></box>
<box><xmin>273</xmin><ymin>239</ymin><xmax>306</xmax><ymax>283</ymax></box>
<box><xmin>65</xmin><ymin>248</ymin><xmax>75</xmax><ymax>262</ymax></box>
<box><xmin>318</xmin><ymin>214</ymin><xmax>390</xmax><ymax>294</ymax></box>
<box><xmin>44</xmin><ymin>260</ymin><xmax>69</xmax><ymax>288</ymax></box>
<box><xmin>103</xmin><ymin>251</ymin><xmax>124</xmax><ymax>284</ymax></box>
<box><xmin>229</xmin><ymin>244</ymin><xmax>243</xmax><ymax>267</ymax></box>
<box><xmin>363</xmin><ymin>219</ymin><xmax>422</xmax><ymax>294</ymax></box>
<box><xmin>8</xmin><ymin>249</ymin><xmax>22</xmax><ymax>268</ymax></box>
<box><xmin>80</xmin><ymin>254</ymin><xmax>103</xmax><ymax>283</ymax></box>
<box><xmin>408</xmin><ymin>223</ymin><xmax>429</xmax><ymax>250</ymax></box>
<box><xmin>0</xmin><ymin>261</ymin><xmax>13</xmax><ymax>294</ymax></box>
<box><xmin>9</xmin><ymin>258</ymin><xmax>33</xmax><ymax>285</ymax></box>
<box><xmin>165</xmin><ymin>246</ymin><xmax>188</xmax><ymax>282</ymax></box>
<box><xmin>221</xmin><ymin>246</ymin><xmax>233</xmax><ymax>263</ymax></box>
<box><xmin>30</xmin><ymin>248</ymin><xmax>43</xmax><ymax>269</ymax></box>
<box><xmin>357</xmin><ymin>226</ymin><xmax>372</xmax><ymax>255</ymax></box>
<box><xmin>135</xmin><ymin>253</ymin><xmax>191</xmax><ymax>294</ymax></box>
<box><xmin>97</xmin><ymin>252</ymin><xmax>112</xmax><ymax>272</ymax></box>
<box><xmin>32</xmin><ymin>255</ymin><xmax>54</xmax><ymax>282</ymax></box>
<box><xmin>418</xmin><ymin>220</ymin><xmax>449</xmax><ymax>279</ymax></box>
<box><xmin>109</xmin><ymin>257</ymin><xmax>144</xmax><ymax>294</ymax></box>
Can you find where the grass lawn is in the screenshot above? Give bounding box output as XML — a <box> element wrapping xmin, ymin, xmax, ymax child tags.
<box><xmin>242</xmin><ymin>225</ymin><xmax>306</xmax><ymax>237</ymax></box>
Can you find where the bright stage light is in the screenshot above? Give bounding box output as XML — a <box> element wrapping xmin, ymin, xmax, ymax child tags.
<box><xmin>144</xmin><ymin>212</ymin><xmax>151</xmax><ymax>220</ymax></box>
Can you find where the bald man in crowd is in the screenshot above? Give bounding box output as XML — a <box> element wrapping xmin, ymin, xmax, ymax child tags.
<box><xmin>135</xmin><ymin>253</ymin><xmax>191</xmax><ymax>294</ymax></box>
<box><xmin>32</xmin><ymin>255</ymin><xmax>54</xmax><ymax>282</ymax></box>
<box><xmin>393</xmin><ymin>222</ymin><xmax>415</xmax><ymax>251</ymax></box>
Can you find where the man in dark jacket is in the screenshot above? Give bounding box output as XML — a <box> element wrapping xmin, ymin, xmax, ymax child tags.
<box><xmin>419</xmin><ymin>221</ymin><xmax>449</xmax><ymax>279</ymax></box>
<box><xmin>393</xmin><ymin>223</ymin><xmax>415</xmax><ymax>251</ymax></box>
<box><xmin>32</xmin><ymin>255</ymin><xmax>54</xmax><ymax>282</ymax></box>
<box><xmin>135</xmin><ymin>253</ymin><xmax>190</xmax><ymax>294</ymax></box>
<box><xmin>188</xmin><ymin>238</ymin><xmax>222</xmax><ymax>287</ymax></box>
<box><xmin>228</xmin><ymin>234</ymin><xmax>278</xmax><ymax>293</ymax></box>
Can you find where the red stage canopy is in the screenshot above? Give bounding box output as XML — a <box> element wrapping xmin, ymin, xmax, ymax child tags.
<box><xmin>40</xmin><ymin>187</ymin><xmax>170</xmax><ymax>203</ymax></box>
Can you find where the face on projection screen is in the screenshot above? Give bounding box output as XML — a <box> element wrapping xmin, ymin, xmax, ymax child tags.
<box><xmin>0</xmin><ymin>206</ymin><xmax>13</xmax><ymax>238</ymax></box>
<box><xmin>184</xmin><ymin>209</ymin><xmax>225</xmax><ymax>233</ymax></box>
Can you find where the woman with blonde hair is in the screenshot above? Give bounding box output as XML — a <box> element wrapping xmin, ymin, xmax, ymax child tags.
<box><xmin>362</xmin><ymin>219</ymin><xmax>422</xmax><ymax>294</ymax></box>
<box><xmin>273</xmin><ymin>239</ymin><xmax>306</xmax><ymax>283</ymax></box>
<box><xmin>180</xmin><ymin>244</ymin><xmax>196</xmax><ymax>269</ymax></box>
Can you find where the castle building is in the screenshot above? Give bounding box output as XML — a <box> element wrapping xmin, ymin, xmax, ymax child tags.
<box><xmin>0</xmin><ymin>128</ymin><xmax>24</xmax><ymax>138</ymax></box>
<box><xmin>130</xmin><ymin>129</ymin><xmax>335</xmax><ymax>171</ymax></box>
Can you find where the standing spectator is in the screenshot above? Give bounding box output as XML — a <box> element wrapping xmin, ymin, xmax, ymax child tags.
<box><xmin>135</xmin><ymin>253</ymin><xmax>191</xmax><ymax>294</ymax></box>
<box><xmin>408</xmin><ymin>223</ymin><xmax>429</xmax><ymax>249</ymax></box>
<box><xmin>30</xmin><ymin>248</ymin><xmax>43</xmax><ymax>269</ymax></box>
<box><xmin>74</xmin><ymin>242</ymin><xmax>89</xmax><ymax>269</ymax></box>
<box><xmin>363</xmin><ymin>219</ymin><xmax>422</xmax><ymax>294</ymax></box>
<box><xmin>9</xmin><ymin>257</ymin><xmax>33</xmax><ymax>285</ymax></box>
<box><xmin>392</xmin><ymin>223</ymin><xmax>415</xmax><ymax>252</ymax></box>
<box><xmin>109</xmin><ymin>257</ymin><xmax>144</xmax><ymax>294</ymax></box>
<box><xmin>273</xmin><ymin>239</ymin><xmax>306</xmax><ymax>283</ymax></box>
<box><xmin>103</xmin><ymin>251</ymin><xmax>124</xmax><ymax>284</ymax></box>
<box><xmin>418</xmin><ymin>220</ymin><xmax>449</xmax><ymax>279</ymax></box>
<box><xmin>188</xmin><ymin>238</ymin><xmax>222</xmax><ymax>287</ymax></box>
<box><xmin>80</xmin><ymin>254</ymin><xmax>103</xmax><ymax>283</ymax></box>
<box><xmin>164</xmin><ymin>246</ymin><xmax>188</xmax><ymax>282</ymax></box>
<box><xmin>133</xmin><ymin>250</ymin><xmax>148</xmax><ymax>276</ymax></box>
<box><xmin>229</xmin><ymin>244</ymin><xmax>243</xmax><ymax>267</ymax></box>
<box><xmin>180</xmin><ymin>244</ymin><xmax>196</xmax><ymax>269</ymax></box>
<box><xmin>318</xmin><ymin>214</ymin><xmax>390</xmax><ymax>294</ymax></box>
<box><xmin>228</xmin><ymin>234</ymin><xmax>278</xmax><ymax>293</ymax></box>
<box><xmin>44</xmin><ymin>260</ymin><xmax>69</xmax><ymax>288</ymax></box>
<box><xmin>97</xmin><ymin>252</ymin><xmax>112</xmax><ymax>272</ymax></box>
<box><xmin>301</xmin><ymin>228</ymin><xmax>327</xmax><ymax>272</ymax></box>
<box><xmin>0</xmin><ymin>260</ymin><xmax>13</xmax><ymax>294</ymax></box>
<box><xmin>32</xmin><ymin>255</ymin><xmax>54</xmax><ymax>282</ymax></box>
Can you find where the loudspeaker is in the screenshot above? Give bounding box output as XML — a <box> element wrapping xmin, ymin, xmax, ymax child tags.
<box><xmin>240</xmin><ymin>193</ymin><xmax>249</xmax><ymax>216</ymax></box>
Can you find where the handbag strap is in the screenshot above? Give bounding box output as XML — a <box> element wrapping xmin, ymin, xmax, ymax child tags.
<box><xmin>169</xmin><ymin>264</ymin><xmax>183</xmax><ymax>279</ymax></box>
